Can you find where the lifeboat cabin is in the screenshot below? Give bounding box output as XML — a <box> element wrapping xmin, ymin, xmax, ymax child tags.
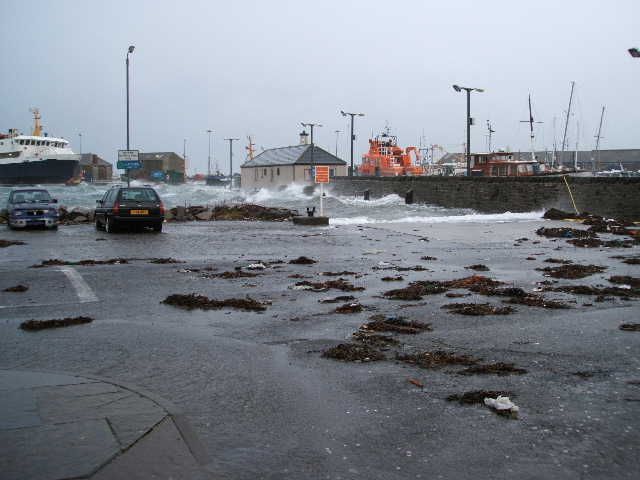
<box><xmin>359</xmin><ymin>129</ymin><xmax>423</xmax><ymax>177</ymax></box>
<box><xmin>470</xmin><ymin>152</ymin><xmax>537</xmax><ymax>177</ymax></box>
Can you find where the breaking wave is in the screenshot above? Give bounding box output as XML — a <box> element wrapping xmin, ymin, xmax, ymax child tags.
<box><xmin>330</xmin><ymin>211</ymin><xmax>544</xmax><ymax>225</ymax></box>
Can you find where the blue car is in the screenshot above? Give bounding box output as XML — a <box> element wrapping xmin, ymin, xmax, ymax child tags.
<box><xmin>7</xmin><ymin>189</ymin><xmax>59</xmax><ymax>230</ymax></box>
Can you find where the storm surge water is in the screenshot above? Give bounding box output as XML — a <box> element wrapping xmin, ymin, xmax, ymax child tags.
<box><xmin>0</xmin><ymin>181</ymin><xmax>544</xmax><ymax>225</ymax></box>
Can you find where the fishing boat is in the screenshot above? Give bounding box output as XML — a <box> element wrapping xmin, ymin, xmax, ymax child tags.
<box><xmin>359</xmin><ymin>128</ymin><xmax>423</xmax><ymax>176</ymax></box>
<box><xmin>470</xmin><ymin>151</ymin><xmax>538</xmax><ymax>176</ymax></box>
<box><xmin>0</xmin><ymin>109</ymin><xmax>81</xmax><ymax>184</ymax></box>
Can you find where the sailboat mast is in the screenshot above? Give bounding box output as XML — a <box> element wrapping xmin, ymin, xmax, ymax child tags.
<box><xmin>593</xmin><ymin>106</ymin><xmax>605</xmax><ymax>172</ymax></box>
<box><xmin>574</xmin><ymin>120</ymin><xmax>580</xmax><ymax>170</ymax></box>
<box><xmin>560</xmin><ymin>81</ymin><xmax>575</xmax><ymax>169</ymax></box>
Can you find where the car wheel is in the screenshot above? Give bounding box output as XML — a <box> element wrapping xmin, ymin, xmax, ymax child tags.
<box><xmin>153</xmin><ymin>222</ymin><xmax>163</xmax><ymax>232</ymax></box>
<box><xmin>105</xmin><ymin>216</ymin><xmax>117</xmax><ymax>233</ymax></box>
<box><xmin>95</xmin><ymin>217</ymin><xmax>103</xmax><ymax>231</ymax></box>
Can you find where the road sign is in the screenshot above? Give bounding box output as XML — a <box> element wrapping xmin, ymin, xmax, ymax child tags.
<box><xmin>315</xmin><ymin>165</ymin><xmax>330</xmax><ymax>183</ymax></box>
<box><xmin>117</xmin><ymin>150</ymin><xmax>142</xmax><ymax>170</ymax></box>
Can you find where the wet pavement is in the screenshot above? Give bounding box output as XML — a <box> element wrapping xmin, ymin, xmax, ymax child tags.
<box><xmin>1</xmin><ymin>219</ymin><xmax>639</xmax><ymax>479</ymax></box>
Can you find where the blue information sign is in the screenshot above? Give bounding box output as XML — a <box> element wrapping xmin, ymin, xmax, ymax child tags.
<box><xmin>117</xmin><ymin>160</ymin><xmax>142</xmax><ymax>170</ymax></box>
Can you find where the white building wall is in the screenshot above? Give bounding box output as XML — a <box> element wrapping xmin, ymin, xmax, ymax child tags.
<box><xmin>240</xmin><ymin>164</ymin><xmax>347</xmax><ymax>190</ymax></box>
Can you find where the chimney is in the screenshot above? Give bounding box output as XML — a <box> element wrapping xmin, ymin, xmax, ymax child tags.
<box><xmin>299</xmin><ymin>130</ymin><xmax>309</xmax><ymax>145</ymax></box>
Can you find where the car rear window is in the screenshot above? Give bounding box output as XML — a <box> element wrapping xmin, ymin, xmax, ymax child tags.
<box><xmin>119</xmin><ymin>189</ymin><xmax>159</xmax><ymax>202</ymax></box>
<box><xmin>10</xmin><ymin>190</ymin><xmax>51</xmax><ymax>203</ymax></box>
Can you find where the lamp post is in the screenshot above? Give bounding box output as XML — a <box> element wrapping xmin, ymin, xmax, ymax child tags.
<box><xmin>340</xmin><ymin>110</ymin><xmax>365</xmax><ymax>176</ymax></box>
<box><xmin>207</xmin><ymin>130</ymin><xmax>213</xmax><ymax>177</ymax></box>
<box><xmin>224</xmin><ymin>137</ymin><xmax>239</xmax><ymax>189</ymax></box>
<box><xmin>452</xmin><ymin>84</ymin><xmax>484</xmax><ymax>176</ymax></box>
<box><xmin>125</xmin><ymin>45</ymin><xmax>135</xmax><ymax>186</ymax></box>
<box><xmin>300</xmin><ymin>122</ymin><xmax>322</xmax><ymax>172</ymax></box>
<box><xmin>334</xmin><ymin>130</ymin><xmax>341</xmax><ymax>157</ymax></box>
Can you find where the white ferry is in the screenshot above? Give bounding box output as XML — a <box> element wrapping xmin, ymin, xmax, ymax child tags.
<box><xmin>0</xmin><ymin>109</ymin><xmax>81</xmax><ymax>184</ymax></box>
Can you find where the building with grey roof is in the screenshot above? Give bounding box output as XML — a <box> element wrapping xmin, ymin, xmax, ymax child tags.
<box><xmin>129</xmin><ymin>152</ymin><xmax>185</xmax><ymax>183</ymax></box>
<box><xmin>241</xmin><ymin>133</ymin><xmax>346</xmax><ymax>189</ymax></box>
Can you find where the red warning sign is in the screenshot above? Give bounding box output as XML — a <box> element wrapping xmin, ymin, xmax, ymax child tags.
<box><xmin>315</xmin><ymin>166</ymin><xmax>330</xmax><ymax>183</ymax></box>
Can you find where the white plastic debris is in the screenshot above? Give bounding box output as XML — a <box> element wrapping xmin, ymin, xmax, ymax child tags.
<box><xmin>484</xmin><ymin>396</ymin><xmax>520</xmax><ymax>417</ymax></box>
<box><xmin>247</xmin><ymin>263</ymin><xmax>267</xmax><ymax>270</ymax></box>
<box><xmin>291</xmin><ymin>285</ymin><xmax>314</xmax><ymax>290</ymax></box>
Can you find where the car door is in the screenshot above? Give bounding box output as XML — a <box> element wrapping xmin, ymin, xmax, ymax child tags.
<box><xmin>96</xmin><ymin>189</ymin><xmax>115</xmax><ymax>224</ymax></box>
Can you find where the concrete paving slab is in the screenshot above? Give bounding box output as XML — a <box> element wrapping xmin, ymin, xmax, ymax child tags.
<box><xmin>107</xmin><ymin>411</ymin><xmax>167</xmax><ymax>450</ymax></box>
<box><xmin>0</xmin><ymin>389</ymin><xmax>40</xmax><ymax>429</ymax></box>
<box><xmin>0</xmin><ymin>418</ymin><xmax>119</xmax><ymax>480</ymax></box>
<box><xmin>92</xmin><ymin>417</ymin><xmax>214</xmax><ymax>480</ymax></box>
<box><xmin>0</xmin><ymin>369</ymin><xmax>92</xmax><ymax>391</ymax></box>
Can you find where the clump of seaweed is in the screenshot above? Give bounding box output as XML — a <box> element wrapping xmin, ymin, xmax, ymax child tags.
<box><xmin>322</xmin><ymin>343</ymin><xmax>385</xmax><ymax>362</ymax></box>
<box><xmin>361</xmin><ymin>314</ymin><xmax>432</xmax><ymax>334</ymax></box>
<box><xmin>162</xmin><ymin>293</ymin><xmax>266</xmax><ymax>311</ymax></box>
<box><xmin>458</xmin><ymin>363</ymin><xmax>527</xmax><ymax>376</ymax></box>
<box><xmin>289</xmin><ymin>256</ymin><xmax>317</xmax><ymax>265</ymax></box>
<box><xmin>537</xmin><ymin>264</ymin><xmax>606</xmax><ymax>279</ymax></box>
<box><xmin>397</xmin><ymin>350</ymin><xmax>478</xmax><ymax>369</ymax></box>
<box><xmin>441</xmin><ymin>303</ymin><xmax>515</xmax><ymax>315</ymax></box>
<box><xmin>20</xmin><ymin>316</ymin><xmax>93</xmax><ymax>331</ymax></box>
<box><xmin>3</xmin><ymin>284</ymin><xmax>29</xmax><ymax>292</ymax></box>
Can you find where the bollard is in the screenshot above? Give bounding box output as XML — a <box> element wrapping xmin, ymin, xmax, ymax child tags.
<box><xmin>306</xmin><ymin>207</ymin><xmax>316</xmax><ymax>217</ymax></box>
<box><xmin>363</xmin><ymin>189</ymin><xmax>370</xmax><ymax>201</ymax></box>
<box><xmin>405</xmin><ymin>189</ymin><xmax>414</xmax><ymax>205</ymax></box>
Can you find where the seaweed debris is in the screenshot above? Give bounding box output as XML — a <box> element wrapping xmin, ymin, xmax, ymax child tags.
<box><xmin>352</xmin><ymin>331</ymin><xmax>399</xmax><ymax>347</ymax></box>
<box><xmin>294</xmin><ymin>278</ymin><xmax>364</xmax><ymax>292</ymax></box>
<box><xmin>322</xmin><ymin>343</ymin><xmax>385</xmax><ymax>362</ymax></box>
<box><xmin>289</xmin><ymin>256</ymin><xmax>317</xmax><ymax>265</ymax></box>
<box><xmin>149</xmin><ymin>258</ymin><xmax>184</xmax><ymax>264</ymax></box>
<box><xmin>465</xmin><ymin>264</ymin><xmax>490</xmax><ymax>272</ymax></box>
<box><xmin>441</xmin><ymin>303</ymin><xmax>515</xmax><ymax>315</ymax></box>
<box><xmin>536</xmin><ymin>227</ymin><xmax>595</xmax><ymax>239</ymax></box>
<box><xmin>381</xmin><ymin>276</ymin><xmax>404</xmax><ymax>282</ymax></box>
<box><xmin>446</xmin><ymin>390</ymin><xmax>513</xmax><ymax>405</ymax></box>
<box><xmin>20</xmin><ymin>316</ymin><xmax>93</xmax><ymax>331</ymax></box>
<box><xmin>320</xmin><ymin>271</ymin><xmax>358</xmax><ymax>276</ymax></box>
<box><xmin>213</xmin><ymin>270</ymin><xmax>259</xmax><ymax>279</ymax></box>
<box><xmin>3</xmin><ymin>284</ymin><xmax>28</xmax><ymax>292</ymax></box>
<box><xmin>420</xmin><ymin>256</ymin><xmax>437</xmax><ymax>261</ymax></box>
<box><xmin>162</xmin><ymin>293</ymin><xmax>267</xmax><ymax>311</ymax></box>
<box><xmin>544</xmin><ymin>258</ymin><xmax>573</xmax><ymax>264</ymax></box>
<box><xmin>319</xmin><ymin>295</ymin><xmax>357</xmax><ymax>303</ymax></box>
<box><xmin>619</xmin><ymin>323</ymin><xmax>640</xmax><ymax>332</ymax></box>
<box><xmin>537</xmin><ymin>264</ymin><xmax>606</xmax><ymax>279</ymax></box>
<box><xmin>334</xmin><ymin>302</ymin><xmax>364</xmax><ymax>314</ymax></box>
<box><xmin>503</xmin><ymin>295</ymin><xmax>571</xmax><ymax>309</ymax></box>
<box><xmin>361</xmin><ymin>314</ymin><xmax>432</xmax><ymax>334</ymax></box>
<box><xmin>609</xmin><ymin>276</ymin><xmax>640</xmax><ymax>288</ymax></box>
<box><xmin>397</xmin><ymin>350</ymin><xmax>478</xmax><ymax>369</ymax></box>
<box><xmin>31</xmin><ymin>258</ymin><xmax>130</xmax><ymax>268</ymax></box>
<box><xmin>547</xmin><ymin>285</ymin><xmax>638</xmax><ymax>298</ymax></box>
<box><xmin>0</xmin><ymin>239</ymin><xmax>26</xmax><ymax>248</ymax></box>
<box><xmin>458</xmin><ymin>363</ymin><xmax>527</xmax><ymax>376</ymax></box>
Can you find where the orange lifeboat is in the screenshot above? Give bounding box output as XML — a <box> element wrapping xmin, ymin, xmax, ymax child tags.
<box><xmin>359</xmin><ymin>128</ymin><xmax>423</xmax><ymax>176</ymax></box>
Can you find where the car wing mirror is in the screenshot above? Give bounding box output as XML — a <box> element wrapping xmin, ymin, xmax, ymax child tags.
<box><xmin>52</xmin><ymin>198</ymin><xmax>58</xmax><ymax>203</ymax></box>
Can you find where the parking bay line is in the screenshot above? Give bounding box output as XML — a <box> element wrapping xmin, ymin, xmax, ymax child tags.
<box><xmin>0</xmin><ymin>267</ymin><xmax>98</xmax><ymax>310</ymax></box>
<box><xmin>58</xmin><ymin>267</ymin><xmax>98</xmax><ymax>303</ymax></box>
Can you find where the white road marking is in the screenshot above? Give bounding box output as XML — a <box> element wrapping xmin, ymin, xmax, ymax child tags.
<box><xmin>59</xmin><ymin>267</ymin><xmax>98</xmax><ymax>303</ymax></box>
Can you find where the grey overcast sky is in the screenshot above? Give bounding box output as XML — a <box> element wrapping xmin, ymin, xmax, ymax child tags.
<box><xmin>2</xmin><ymin>0</ymin><xmax>639</xmax><ymax>174</ymax></box>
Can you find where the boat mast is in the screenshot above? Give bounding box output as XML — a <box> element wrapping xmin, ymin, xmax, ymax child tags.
<box><xmin>560</xmin><ymin>81</ymin><xmax>575</xmax><ymax>169</ymax></box>
<box><xmin>486</xmin><ymin>120</ymin><xmax>495</xmax><ymax>152</ymax></box>
<box><xmin>520</xmin><ymin>94</ymin><xmax>542</xmax><ymax>162</ymax></box>
<box><xmin>574</xmin><ymin>120</ymin><xmax>580</xmax><ymax>170</ymax></box>
<box><xmin>552</xmin><ymin>116</ymin><xmax>558</xmax><ymax>168</ymax></box>
<box><xmin>29</xmin><ymin>108</ymin><xmax>42</xmax><ymax>137</ymax></box>
<box><xmin>593</xmin><ymin>105</ymin><xmax>605</xmax><ymax>172</ymax></box>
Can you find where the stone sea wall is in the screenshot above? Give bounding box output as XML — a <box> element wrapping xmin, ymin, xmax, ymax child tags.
<box><xmin>329</xmin><ymin>176</ymin><xmax>640</xmax><ymax>220</ymax></box>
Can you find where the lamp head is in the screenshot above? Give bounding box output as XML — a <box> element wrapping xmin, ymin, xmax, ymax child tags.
<box><xmin>357</xmin><ymin>113</ymin><xmax>365</xmax><ymax>117</ymax></box>
<box><xmin>452</xmin><ymin>84</ymin><xmax>461</xmax><ymax>92</ymax></box>
<box><xmin>340</xmin><ymin>110</ymin><xmax>346</xmax><ymax>116</ymax></box>
<box><xmin>629</xmin><ymin>47</ymin><xmax>640</xmax><ymax>58</ymax></box>
<box><xmin>475</xmin><ymin>88</ymin><xmax>485</xmax><ymax>93</ymax></box>
<box><xmin>128</xmin><ymin>45</ymin><xmax>135</xmax><ymax>54</ymax></box>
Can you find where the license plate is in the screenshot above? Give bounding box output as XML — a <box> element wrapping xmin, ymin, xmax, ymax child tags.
<box><xmin>130</xmin><ymin>209</ymin><xmax>148</xmax><ymax>215</ymax></box>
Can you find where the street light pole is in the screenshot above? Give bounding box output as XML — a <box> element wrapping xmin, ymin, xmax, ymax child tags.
<box><xmin>340</xmin><ymin>110</ymin><xmax>365</xmax><ymax>176</ymax></box>
<box><xmin>125</xmin><ymin>45</ymin><xmax>135</xmax><ymax>187</ymax></box>
<box><xmin>334</xmin><ymin>130</ymin><xmax>341</xmax><ymax>157</ymax></box>
<box><xmin>207</xmin><ymin>130</ymin><xmax>212</xmax><ymax>177</ymax></box>
<box><xmin>224</xmin><ymin>137</ymin><xmax>239</xmax><ymax>189</ymax></box>
<box><xmin>452</xmin><ymin>85</ymin><xmax>483</xmax><ymax>176</ymax></box>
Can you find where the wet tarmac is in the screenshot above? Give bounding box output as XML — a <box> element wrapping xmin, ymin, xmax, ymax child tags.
<box><xmin>1</xmin><ymin>219</ymin><xmax>639</xmax><ymax>479</ymax></box>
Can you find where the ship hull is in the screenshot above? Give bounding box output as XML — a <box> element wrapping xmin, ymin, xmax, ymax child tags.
<box><xmin>0</xmin><ymin>158</ymin><xmax>81</xmax><ymax>185</ymax></box>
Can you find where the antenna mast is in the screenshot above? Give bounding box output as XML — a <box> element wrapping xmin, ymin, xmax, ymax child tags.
<box><xmin>520</xmin><ymin>94</ymin><xmax>543</xmax><ymax>162</ymax></box>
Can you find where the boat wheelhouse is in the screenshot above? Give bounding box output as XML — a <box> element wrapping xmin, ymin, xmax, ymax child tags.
<box><xmin>359</xmin><ymin>128</ymin><xmax>423</xmax><ymax>176</ymax></box>
<box><xmin>470</xmin><ymin>151</ymin><xmax>537</xmax><ymax>177</ymax></box>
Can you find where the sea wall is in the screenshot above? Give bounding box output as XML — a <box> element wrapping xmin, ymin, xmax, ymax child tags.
<box><xmin>329</xmin><ymin>176</ymin><xmax>640</xmax><ymax>220</ymax></box>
